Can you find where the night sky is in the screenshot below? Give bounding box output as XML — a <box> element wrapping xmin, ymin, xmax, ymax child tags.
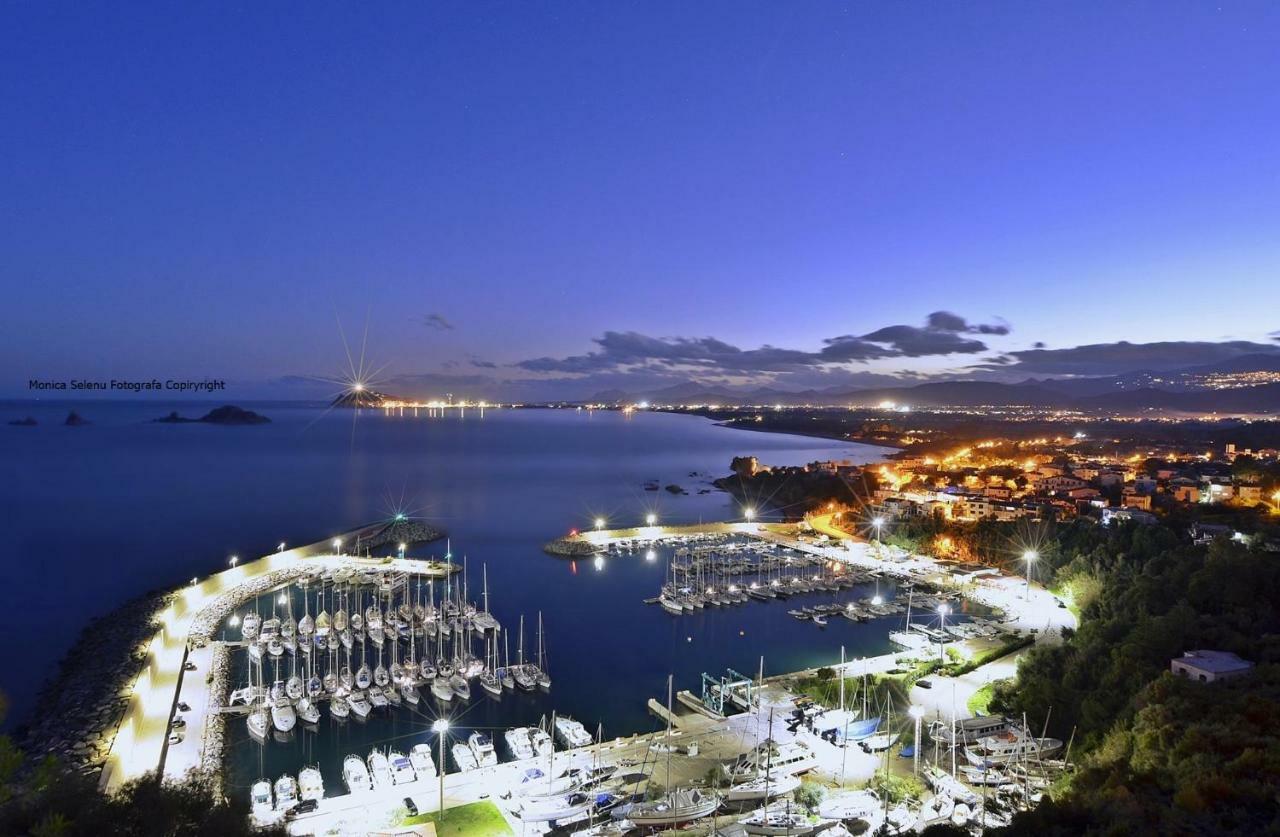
<box><xmin>3</xmin><ymin>3</ymin><xmax>1279</xmax><ymax>400</ymax></box>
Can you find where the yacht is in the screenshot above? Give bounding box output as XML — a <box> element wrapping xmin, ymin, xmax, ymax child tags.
<box><xmin>741</xmin><ymin>802</ymin><xmax>830</xmax><ymax>836</ymax></box>
<box><xmin>389</xmin><ymin>750</ymin><xmax>417</xmax><ymax>785</ymax></box>
<box><xmin>247</xmin><ymin>705</ymin><xmax>269</xmax><ymax>741</ymax></box>
<box><xmin>250</xmin><ymin>780</ymin><xmax>273</xmax><ymax>818</ymax></box>
<box><xmin>505</xmin><ymin>728</ymin><xmax>536</xmax><ymax>761</ymax></box>
<box><xmin>409</xmin><ymin>743</ymin><xmax>437</xmax><ymax>778</ymax></box>
<box><xmin>469</xmin><ymin>731</ymin><xmax>499</xmax><ymax>768</ymax></box>
<box><xmin>928</xmin><ymin>715</ymin><xmax>1013</xmax><ymax>747</ymax></box>
<box><xmin>451</xmin><ymin>742</ymin><xmax>480</xmax><ymax>772</ymax></box>
<box><xmin>329</xmin><ymin>696</ymin><xmax>350</xmax><ymax>720</ymax></box>
<box><xmin>529</xmin><ymin>726</ymin><xmax>554</xmax><ymax>758</ymax></box>
<box><xmin>356</xmin><ymin>664</ymin><xmax>372</xmax><ymax>690</ymax></box>
<box><xmin>401</xmin><ymin>682</ymin><xmax>421</xmax><ymax>705</ymax></box>
<box><xmin>273</xmin><ymin>774</ymin><xmax>298</xmax><ymax>812</ymax></box>
<box><xmin>732</xmin><ymin>741</ymin><xmax>818</xmax><ymax>779</ymax></box>
<box><xmin>725</xmin><ymin>770</ymin><xmax>802</xmax><ymax>803</ymax></box>
<box><xmin>964</xmin><ymin>730</ymin><xmax>1063</xmax><ymax>766</ymax></box>
<box><xmin>514</xmin><ymin>665</ymin><xmax>536</xmax><ymax>691</ymax></box>
<box><xmin>554</xmin><ymin>716</ymin><xmax>593</xmax><ymax>748</ymax></box>
<box><xmin>242</xmin><ymin>613</ymin><xmax>262</xmax><ymax>642</ymax></box>
<box><xmin>298</xmin><ymin>766</ymin><xmax>324</xmax><ymax>802</ymax></box>
<box><xmin>449</xmin><ymin>672</ymin><xmax>471</xmax><ymax>701</ymax></box>
<box><xmin>367</xmin><ymin>685</ymin><xmax>389</xmax><ymax>708</ymax></box>
<box><xmin>368</xmin><ymin>750</ymin><xmax>393</xmax><ymax>788</ymax></box>
<box><xmin>618</xmin><ymin>788</ymin><xmax>720</xmax><ymax>827</ymax></box>
<box><xmin>343</xmin><ymin>755</ymin><xmax>372</xmax><ymax>793</ymax></box>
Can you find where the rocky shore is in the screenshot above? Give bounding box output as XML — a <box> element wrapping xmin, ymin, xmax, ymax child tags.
<box><xmin>19</xmin><ymin>590</ymin><xmax>175</xmax><ymax>779</ymax></box>
<box><xmin>355</xmin><ymin>518</ymin><xmax>445</xmax><ymax>551</ymax></box>
<box><xmin>543</xmin><ymin>536</ymin><xmax>603</xmax><ymax>557</ymax></box>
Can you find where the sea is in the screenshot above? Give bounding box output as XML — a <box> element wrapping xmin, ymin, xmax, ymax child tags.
<box><xmin>0</xmin><ymin>400</ymin><xmax>929</xmax><ymax>796</ymax></box>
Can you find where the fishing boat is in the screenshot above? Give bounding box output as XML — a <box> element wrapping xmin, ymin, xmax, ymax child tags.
<box><xmin>389</xmin><ymin>750</ymin><xmax>417</xmax><ymax>785</ymax></box>
<box><xmin>343</xmin><ymin>755</ymin><xmax>372</xmax><ymax>794</ymax></box>
<box><xmin>273</xmin><ymin>774</ymin><xmax>298</xmax><ymax>812</ymax></box>
<box><xmin>368</xmin><ymin>749</ymin><xmax>393</xmax><ymax>788</ymax></box>
<box><xmin>250</xmin><ymin>780</ymin><xmax>273</xmax><ymax>818</ymax></box>
<box><xmin>298</xmin><ymin>766</ymin><xmax>324</xmax><ymax>801</ymax></box>
<box><xmin>505</xmin><ymin>728</ymin><xmax>536</xmax><ymax>761</ymax></box>
<box><xmin>469</xmin><ymin>731</ymin><xmax>499</xmax><ymax>768</ymax></box>
<box><xmin>409</xmin><ymin>743</ymin><xmax>437</xmax><ymax>778</ymax></box>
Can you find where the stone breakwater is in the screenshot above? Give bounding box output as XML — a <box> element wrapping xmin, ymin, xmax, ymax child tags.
<box><xmin>19</xmin><ymin>590</ymin><xmax>175</xmax><ymax>780</ymax></box>
<box><xmin>198</xmin><ymin>643</ymin><xmax>232</xmax><ymax>793</ymax></box>
<box><xmin>188</xmin><ymin>567</ymin><xmax>313</xmax><ymax>644</ymax></box>
<box><xmin>356</xmin><ymin>519</ymin><xmax>444</xmax><ymax>551</ymax></box>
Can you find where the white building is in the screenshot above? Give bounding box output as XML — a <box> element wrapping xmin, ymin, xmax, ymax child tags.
<box><xmin>1170</xmin><ymin>650</ymin><xmax>1254</xmax><ymax>683</ymax></box>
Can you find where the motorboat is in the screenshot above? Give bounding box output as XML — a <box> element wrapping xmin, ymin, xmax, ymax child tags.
<box><xmin>368</xmin><ymin>750</ymin><xmax>393</xmax><ymax>788</ymax></box>
<box><xmin>401</xmin><ymin>682</ymin><xmax>421</xmax><ymax>705</ymax></box>
<box><xmin>273</xmin><ymin>774</ymin><xmax>298</xmax><ymax>812</ymax></box>
<box><xmin>241</xmin><ymin>613</ymin><xmax>262</xmax><ymax>642</ymax></box>
<box><xmin>329</xmin><ymin>696</ymin><xmax>350</xmax><ymax>720</ymax></box>
<box><xmin>518</xmin><ymin>791</ymin><xmax>593</xmax><ymax>823</ymax></box>
<box><xmin>732</xmin><ymin>741</ymin><xmax>818</xmax><ymax>779</ymax></box>
<box><xmin>409</xmin><ymin>743</ymin><xmax>437</xmax><ymax>778</ymax></box>
<box><xmin>741</xmin><ymin>801</ymin><xmax>830</xmax><ymax>836</ymax></box>
<box><xmin>298</xmin><ymin>766</ymin><xmax>324</xmax><ymax>801</ymax></box>
<box><xmin>367</xmin><ymin>685</ymin><xmax>389</xmax><ymax>708</ymax></box>
<box><xmin>270</xmin><ymin>697</ymin><xmax>296</xmax><ymax>733</ymax></box>
<box><xmin>346</xmin><ymin>691</ymin><xmax>372</xmax><ymax>718</ymax></box>
<box><xmin>343</xmin><ymin>755</ymin><xmax>372</xmax><ymax>794</ymax></box>
<box><xmin>250</xmin><ymin>779</ymin><xmax>272</xmax><ymax>818</ymax></box>
<box><xmin>964</xmin><ymin>730</ymin><xmax>1063</xmax><ymax>766</ymax></box>
<box><xmin>530</xmin><ymin>726</ymin><xmax>554</xmax><ymax>757</ymax></box>
<box><xmin>554</xmin><ymin>716</ymin><xmax>593</xmax><ymax>748</ymax></box>
<box><xmin>389</xmin><ymin>750</ymin><xmax>417</xmax><ymax>785</ymax></box>
<box><xmin>469</xmin><ymin>731</ymin><xmax>499</xmax><ymax>768</ymax></box>
<box><xmin>928</xmin><ymin>715</ymin><xmax>1013</xmax><ymax>747</ymax></box>
<box><xmin>451</xmin><ymin>742</ymin><xmax>479</xmax><ymax>772</ymax></box>
<box><xmin>449</xmin><ymin>672</ymin><xmax>471</xmax><ymax>700</ymax></box>
<box><xmin>296</xmin><ymin>697</ymin><xmax>321</xmax><ymax>725</ymax></box>
<box><xmin>431</xmin><ymin>676</ymin><xmax>454</xmax><ymax>702</ymax></box>
<box><xmin>505</xmin><ymin>728</ymin><xmax>536</xmax><ymax>761</ymax></box>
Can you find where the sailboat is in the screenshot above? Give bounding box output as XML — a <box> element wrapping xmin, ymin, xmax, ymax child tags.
<box><xmin>514</xmin><ymin>615</ymin><xmax>536</xmax><ymax>690</ymax></box>
<box><xmin>617</xmin><ymin>676</ymin><xmax>720</xmax><ymax>826</ymax></box>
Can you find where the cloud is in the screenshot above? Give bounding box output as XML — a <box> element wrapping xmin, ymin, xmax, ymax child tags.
<box><xmin>421</xmin><ymin>313</ymin><xmax>454</xmax><ymax>331</ymax></box>
<box><xmin>516</xmin><ymin>311</ymin><xmax>1009</xmax><ymax>377</ymax></box>
<box><xmin>470</xmin><ymin>358</ymin><xmax>498</xmax><ymax>369</ymax></box>
<box><xmin>988</xmin><ymin>340</ymin><xmax>1280</xmax><ymax>376</ymax></box>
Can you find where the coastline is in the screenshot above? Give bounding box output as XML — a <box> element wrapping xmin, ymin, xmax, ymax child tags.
<box><xmin>668</xmin><ymin>410</ymin><xmax>901</xmax><ymax>459</ymax></box>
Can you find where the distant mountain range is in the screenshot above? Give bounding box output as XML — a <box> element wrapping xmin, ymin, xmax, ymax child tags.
<box><xmin>589</xmin><ymin>354</ymin><xmax>1280</xmax><ymax>412</ymax></box>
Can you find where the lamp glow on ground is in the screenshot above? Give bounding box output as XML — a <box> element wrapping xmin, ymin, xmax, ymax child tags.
<box><xmin>908</xmin><ymin>705</ymin><xmax>925</xmax><ymax>774</ymax></box>
<box><xmin>1023</xmin><ymin>550</ymin><xmax>1038</xmax><ymax>600</ymax></box>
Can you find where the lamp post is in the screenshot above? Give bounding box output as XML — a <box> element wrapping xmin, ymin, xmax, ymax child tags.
<box><xmin>594</xmin><ymin>517</ymin><xmax>606</xmax><ymax>531</ymax></box>
<box><xmin>277</xmin><ymin>542</ymin><xmax>286</xmax><ymax>553</ymax></box>
<box><xmin>332</xmin><ymin>538</ymin><xmax>342</xmax><ymax>557</ymax></box>
<box><xmin>399</xmin><ymin>542</ymin><xmax>406</xmax><ymax>559</ymax></box>
<box><xmin>938</xmin><ymin>604</ymin><xmax>950</xmax><ymax>663</ymax></box>
<box><xmin>432</xmin><ymin>718</ymin><xmax>449</xmax><ymax>817</ymax></box>
<box><xmin>908</xmin><ymin>705</ymin><xmax>924</xmax><ymax>775</ymax></box>
<box><xmin>744</xmin><ymin>506</ymin><xmax>756</xmax><ymax>522</ymax></box>
<box><xmin>646</xmin><ymin>513</ymin><xmax>656</xmax><ymax>527</ymax></box>
<box><xmin>229</xmin><ymin>555</ymin><xmax>238</xmax><ymax>568</ymax></box>
<box><xmin>872</xmin><ymin>516</ymin><xmax>884</xmax><ymax>551</ymax></box>
<box><xmin>1023</xmin><ymin>550</ymin><xmax>1038</xmax><ymax>600</ymax></box>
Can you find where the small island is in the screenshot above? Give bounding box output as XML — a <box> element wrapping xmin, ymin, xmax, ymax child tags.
<box><xmin>8</xmin><ymin>416</ymin><xmax>38</xmax><ymax>426</ymax></box>
<box><xmin>152</xmin><ymin>405</ymin><xmax>271</xmax><ymax>425</ymax></box>
<box><xmin>64</xmin><ymin>411</ymin><xmax>90</xmax><ymax>426</ymax></box>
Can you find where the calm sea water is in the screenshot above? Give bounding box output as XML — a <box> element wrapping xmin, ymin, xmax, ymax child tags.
<box><xmin>0</xmin><ymin>400</ymin><xmax>905</xmax><ymax>789</ymax></box>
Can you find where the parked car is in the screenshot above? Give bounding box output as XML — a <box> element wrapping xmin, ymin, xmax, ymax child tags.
<box><xmin>404</xmin><ymin>798</ymin><xmax>419</xmax><ymax>817</ymax></box>
<box><xmin>916</xmin><ymin>680</ymin><xmax>933</xmax><ymax>689</ymax></box>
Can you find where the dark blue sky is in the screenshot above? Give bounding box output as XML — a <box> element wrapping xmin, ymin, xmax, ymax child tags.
<box><xmin>3</xmin><ymin>3</ymin><xmax>1279</xmax><ymax>399</ymax></box>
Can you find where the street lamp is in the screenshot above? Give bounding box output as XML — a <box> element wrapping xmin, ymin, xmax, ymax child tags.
<box><xmin>432</xmin><ymin>718</ymin><xmax>450</xmax><ymax>817</ymax></box>
<box><xmin>229</xmin><ymin>555</ymin><xmax>238</xmax><ymax>568</ymax></box>
<box><xmin>908</xmin><ymin>705</ymin><xmax>924</xmax><ymax>774</ymax></box>
<box><xmin>938</xmin><ymin>604</ymin><xmax>950</xmax><ymax>663</ymax></box>
<box><xmin>277</xmin><ymin>542</ymin><xmax>286</xmax><ymax>553</ymax></box>
<box><xmin>872</xmin><ymin>516</ymin><xmax>884</xmax><ymax>544</ymax></box>
<box><xmin>332</xmin><ymin>538</ymin><xmax>342</xmax><ymax>556</ymax></box>
<box><xmin>399</xmin><ymin>542</ymin><xmax>407</xmax><ymax>559</ymax></box>
<box><xmin>1023</xmin><ymin>550</ymin><xmax>1038</xmax><ymax>600</ymax></box>
<box><xmin>594</xmin><ymin>517</ymin><xmax>606</xmax><ymax>531</ymax></box>
<box><xmin>744</xmin><ymin>506</ymin><xmax>756</xmax><ymax>522</ymax></box>
<box><xmin>646</xmin><ymin>513</ymin><xmax>657</xmax><ymax>526</ymax></box>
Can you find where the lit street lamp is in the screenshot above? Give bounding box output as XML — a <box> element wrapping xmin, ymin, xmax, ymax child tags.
<box><xmin>432</xmin><ymin>718</ymin><xmax>450</xmax><ymax>816</ymax></box>
<box><xmin>645</xmin><ymin>513</ymin><xmax>657</xmax><ymax>526</ymax></box>
<box><xmin>908</xmin><ymin>705</ymin><xmax>924</xmax><ymax>774</ymax></box>
<box><xmin>1023</xmin><ymin>550</ymin><xmax>1038</xmax><ymax>600</ymax></box>
<box><xmin>229</xmin><ymin>555</ymin><xmax>238</xmax><ymax>568</ymax></box>
<box><xmin>332</xmin><ymin>538</ymin><xmax>342</xmax><ymax>556</ymax></box>
<box><xmin>277</xmin><ymin>542</ymin><xmax>286</xmax><ymax>553</ymax></box>
<box><xmin>398</xmin><ymin>542</ymin><xmax>407</xmax><ymax>559</ymax></box>
<box><xmin>872</xmin><ymin>516</ymin><xmax>884</xmax><ymax>543</ymax></box>
<box><xmin>744</xmin><ymin>506</ymin><xmax>756</xmax><ymax>522</ymax></box>
<box><xmin>938</xmin><ymin>604</ymin><xmax>950</xmax><ymax>662</ymax></box>
<box><xmin>594</xmin><ymin>517</ymin><xmax>606</xmax><ymax>531</ymax></box>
